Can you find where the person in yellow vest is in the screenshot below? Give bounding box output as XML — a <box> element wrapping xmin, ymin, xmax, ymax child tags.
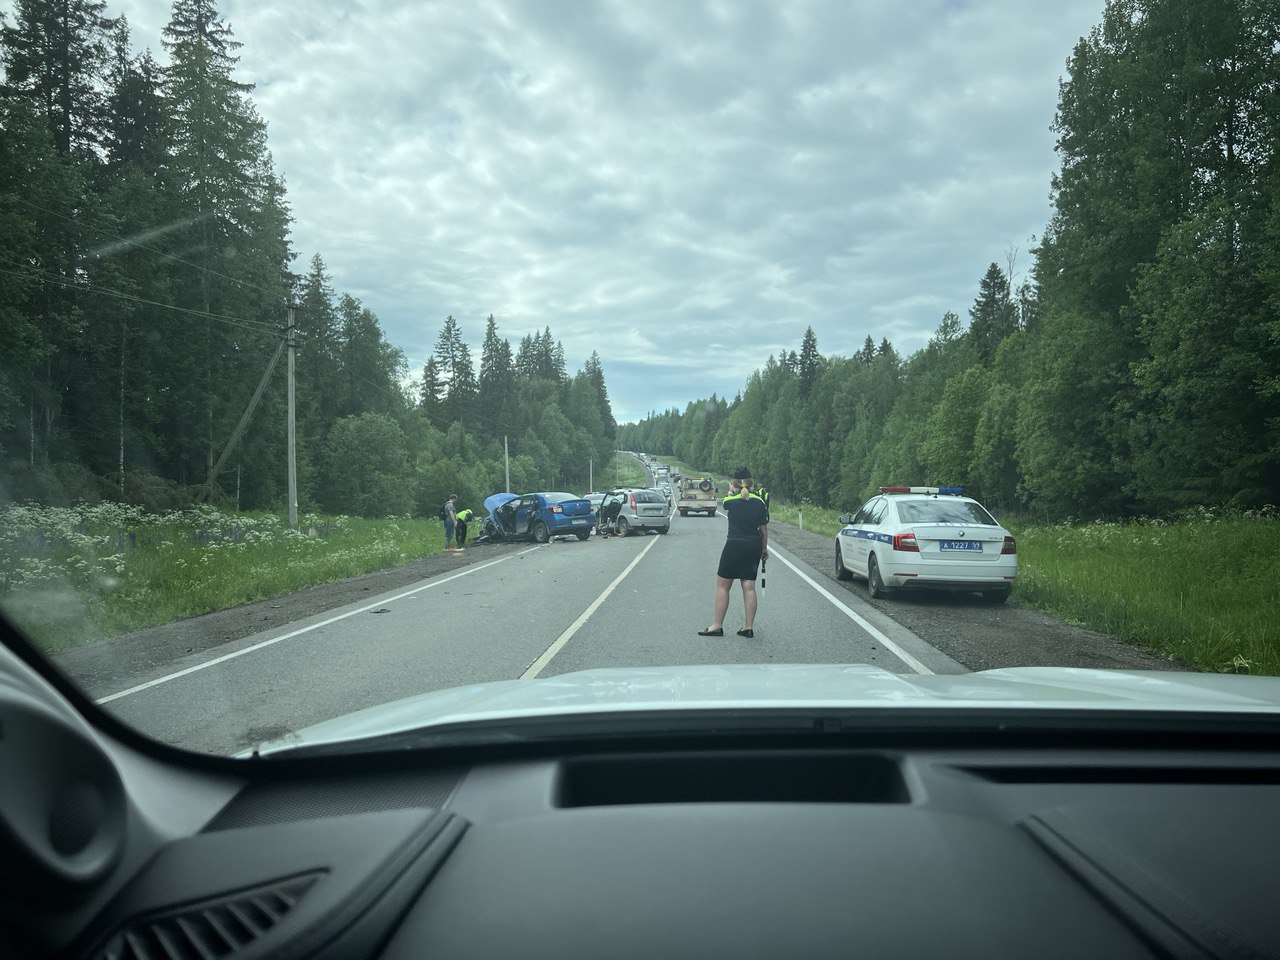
<box><xmin>698</xmin><ymin>465</ymin><xmax>769</xmax><ymax>639</ymax></box>
<box><xmin>755</xmin><ymin>483</ymin><xmax>771</xmax><ymax>519</ymax></box>
<box><xmin>455</xmin><ymin>506</ymin><xmax>475</xmax><ymax>547</ymax></box>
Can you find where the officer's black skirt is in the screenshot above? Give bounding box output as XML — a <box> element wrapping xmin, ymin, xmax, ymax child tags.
<box><xmin>717</xmin><ymin>538</ymin><xmax>762</xmax><ymax>581</ymax></box>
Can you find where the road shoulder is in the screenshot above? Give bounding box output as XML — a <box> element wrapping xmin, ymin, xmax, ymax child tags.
<box><xmin>53</xmin><ymin>541</ymin><xmax>528</xmax><ymax>693</ymax></box>
<box><xmin>766</xmin><ymin>520</ymin><xmax>1190</xmax><ymax>672</ymax></box>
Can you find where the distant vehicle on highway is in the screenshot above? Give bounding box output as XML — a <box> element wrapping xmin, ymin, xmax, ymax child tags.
<box><xmin>485</xmin><ymin>491</ymin><xmax>596</xmax><ymax>543</ymax></box>
<box><xmin>677</xmin><ymin>476</ymin><xmax>718</xmax><ymax>516</ymax></box>
<box><xmin>835</xmin><ymin>487</ymin><xmax>1017</xmax><ymax>602</ymax></box>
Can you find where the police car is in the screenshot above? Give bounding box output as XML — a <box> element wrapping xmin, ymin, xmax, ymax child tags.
<box><xmin>834</xmin><ymin>487</ymin><xmax>1017</xmax><ymax>602</ymax></box>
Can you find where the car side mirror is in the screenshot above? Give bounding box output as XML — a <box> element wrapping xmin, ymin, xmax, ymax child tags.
<box><xmin>838</xmin><ymin>513</ymin><xmax>852</xmax><ymax>525</ymax></box>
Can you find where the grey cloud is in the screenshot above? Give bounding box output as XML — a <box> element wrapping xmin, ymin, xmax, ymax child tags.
<box><xmin>105</xmin><ymin>0</ymin><xmax>1103</xmax><ymax>421</ymax></box>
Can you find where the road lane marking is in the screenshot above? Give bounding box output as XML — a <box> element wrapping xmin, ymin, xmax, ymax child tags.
<box><xmin>707</xmin><ymin>512</ymin><xmax>932</xmax><ymax>674</ymax></box>
<box><xmin>521</xmin><ymin>535</ymin><xmax>662</xmax><ymax>679</ymax></box>
<box><xmin>766</xmin><ymin>545</ymin><xmax>932</xmax><ymax>675</ymax></box>
<box><xmin>98</xmin><ymin>547</ymin><xmax>540</xmax><ymax>705</ymax></box>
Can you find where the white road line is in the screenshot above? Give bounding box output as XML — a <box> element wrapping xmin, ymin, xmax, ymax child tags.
<box><xmin>521</xmin><ymin>535</ymin><xmax>662</xmax><ymax>679</ymax></box>
<box><xmin>766</xmin><ymin>545</ymin><xmax>932</xmax><ymax>675</ymax></box>
<box><xmin>98</xmin><ymin>547</ymin><xmax>540</xmax><ymax>705</ymax></box>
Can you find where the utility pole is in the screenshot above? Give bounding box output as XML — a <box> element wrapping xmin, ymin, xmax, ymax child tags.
<box><xmin>286</xmin><ymin>306</ymin><xmax>298</xmax><ymax>530</ymax></box>
<box><xmin>504</xmin><ymin>435</ymin><xmax>510</xmax><ymax>492</ymax></box>
<box><xmin>589</xmin><ymin>456</ymin><xmax>593</xmax><ymax>492</ymax></box>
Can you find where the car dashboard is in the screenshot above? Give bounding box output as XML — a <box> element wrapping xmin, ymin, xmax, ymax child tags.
<box><xmin>4</xmin><ymin>640</ymin><xmax>1280</xmax><ymax>960</ymax></box>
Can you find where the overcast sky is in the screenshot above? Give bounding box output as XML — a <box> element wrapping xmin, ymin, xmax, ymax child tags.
<box><xmin>104</xmin><ymin>0</ymin><xmax>1104</xmax><ymax>423</ymax></box>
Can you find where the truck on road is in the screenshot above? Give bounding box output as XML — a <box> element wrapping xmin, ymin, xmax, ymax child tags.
<box><xmin>677</xmin><ymin>476</ymin><xmax>718</xmax><ymax>516</ymax></box>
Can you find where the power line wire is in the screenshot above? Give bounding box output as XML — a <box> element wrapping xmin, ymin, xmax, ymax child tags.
<box><xmin>0</xmin><ymin>262</ymin><xmax>282</xmax><ymax>339</ymax></box>
<box><xmin>12</xmin><ymin>195</ymin><xmax>291</xmax><ymax>304</ymax></box>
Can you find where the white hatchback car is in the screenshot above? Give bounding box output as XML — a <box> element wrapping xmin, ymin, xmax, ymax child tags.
<box><xmin>834</xmin><ymin>487</ymin><xmax>1017</xmax><ymax>602</ymax></box>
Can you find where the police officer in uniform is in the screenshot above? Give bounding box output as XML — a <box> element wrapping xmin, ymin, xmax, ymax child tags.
<box><xmin>755</xmin><ymin>482</ymin><xmax>771</xmax><ymax>519</ymax></box>
<box><xmin>698</xmin><ymin>466</ymin><xmax>769</xmax><ymax>639</ymax></box>
<box><xmin>455</xmin><ymin>506</ymin><xmax>475</xmax><ymax>546</ymax></box>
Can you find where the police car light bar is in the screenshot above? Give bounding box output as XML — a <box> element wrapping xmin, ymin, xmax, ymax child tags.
<box><xmin>879</xmin><ymin>486</ymin><xmax>965</xmax><ymax>495</ymax></box>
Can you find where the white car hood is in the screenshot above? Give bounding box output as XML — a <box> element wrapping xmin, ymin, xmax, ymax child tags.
<box><xmin>255</xmin><ymin>664</ymin><xmax>1280</xmax><ymax>755</ymax></box>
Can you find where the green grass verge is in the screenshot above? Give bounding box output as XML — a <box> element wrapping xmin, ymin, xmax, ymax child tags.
<box><xmin>610</xmin><ymin>451</ymin><xmax>648</xmax><ymax>489</ymax></box>
<box><xmin>768</xmin><ymin>502</ymin><xmax>846</xmax><ymax>538</ymax></box>
<box><xmin>1005</xmin><ymin>514</ymin><xmax>1280</xmax><ymax>674</ymax></box>
<box><xmin>668</xmin><ymin>464</ymin><xmax>1280</xmax><ymax>674</ymax></box>
<box><xmin>666</xmin><ymin>459</ymin><xmax>728</xmax><ymax>486</ymax></box>
<box><xmin>1</xmin><ymin>503</ymin><xmax>449</xmax><ymax>652</ymax></box>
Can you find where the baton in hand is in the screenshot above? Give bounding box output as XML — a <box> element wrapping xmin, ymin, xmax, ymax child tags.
<box><xmin>760</xmin><ymin>556</ymin><xmax>766</xmax><ymax>589</ymax></box>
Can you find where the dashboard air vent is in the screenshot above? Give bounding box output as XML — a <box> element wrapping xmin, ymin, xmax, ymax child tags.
<box><xmin>93</xmin><ymin>872</ymin><xmax>320</xmax><ymax>960</ymax></box>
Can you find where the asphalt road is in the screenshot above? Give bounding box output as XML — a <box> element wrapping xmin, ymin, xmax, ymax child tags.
<box><xmin>86</xmin><ymin>508</ymin><xmax>967</xmax><ymax>755</ymax></box>
<box><xmin>71</xmin><ymin>454</ymin><xmax>1184</xmax><ymax>755</ymax></box>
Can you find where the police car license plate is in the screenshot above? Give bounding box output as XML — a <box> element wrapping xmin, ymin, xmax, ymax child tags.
<box><xmin>940</xmin><ymin>540</ymin><xmax>982</xmax><ymax>551</ymax></box>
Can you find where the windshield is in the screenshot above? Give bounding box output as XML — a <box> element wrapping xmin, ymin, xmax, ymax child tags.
<box><xmin>897</xmin><ymin>501</ymin><xmax>998</xmax><ymax>526</ymax></box>
<box><xmin>0</xmin><ymin>0</ymin><xmax>1276</xmax><ymax>756</ymax></box>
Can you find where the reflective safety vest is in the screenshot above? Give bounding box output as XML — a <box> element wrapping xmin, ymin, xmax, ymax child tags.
<box><xmin>756</xmin><ymin>485</ymin><xmax>771</xmax><ymax>515</ymax></box>
<box><xmin>456</xmin><ymin>509</ymin><xmax>475</xmax><ymax>523</ymax></box>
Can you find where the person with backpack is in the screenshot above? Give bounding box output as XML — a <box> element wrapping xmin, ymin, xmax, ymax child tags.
<box><xmin>441</xmin><ymin>495</ymin><xmax>460</xmax><ymax>552</ymax></box>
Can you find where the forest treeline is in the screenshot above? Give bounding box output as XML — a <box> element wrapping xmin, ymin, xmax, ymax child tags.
<box><xmin>0</xmin><ymin>0</ymin><xmax>617</xmax><ymax>516</ymax></box>
<box><xmin>620</xmin><ymin>0</ymin><xmax>1280</xmax><ymax>518</ymax></box>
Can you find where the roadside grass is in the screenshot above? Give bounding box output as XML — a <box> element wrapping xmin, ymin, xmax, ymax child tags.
<box><xmin>666</xmin><ymin>460</ymin><xmax>729</xmax><ymax>489</ymax></box>
<box><xmin>768</xmin><ymin>503</ymin><xmax>846</xmax><ymax>538</ymax></box>
<box><xmin>611</xmin><ymin>451</ymin><xmax>649</xmax><ymax>488</ymax></box>
<box><xmin>666</xmin><ymin>464</ymin><xmax>1280</xmax><ymax>674</ymax></box>
<box><xmin>0</xmin><ymin>502</ymin><xmax>448</xmax><ymax>652</ymax></box>
<box><xmin>1005</xmin><ymin>512</ymin><xmax>1280</xmax><ymax>675</ymax></box>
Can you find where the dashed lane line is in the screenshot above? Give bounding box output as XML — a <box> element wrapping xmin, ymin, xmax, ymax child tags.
<box><xmin>521</xmin><ymin>534</ymin><xmax>663</xmax><ymax>679</ymax></box>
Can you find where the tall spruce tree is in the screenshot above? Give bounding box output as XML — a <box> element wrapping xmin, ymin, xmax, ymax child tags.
<box><xmin>797</xmin><ymin>326</ymin><xmax>821</xmax><ymax>396</ymax></box>
<box><xmin>163</xmin><ymin>0</ymin><xmax>288</xmax><ymax>478</ymax></box>
<box><xmin>477</xmin><ymin>314</ymin><xmax>514</xmax><ymax>432</ymax></box>
<box><xmin>968</xmin><ymin>263</ymin><xmax>1016</xmax><ymax>363</ymax></box>
<box><xmin>419</xmin><ymin>356</ymin><xmax>443</xmax><ymax>420</ymax></box>
<box><xmin>1</xmin><ymin>0</ymin><xmax>115</xmax><ymax>156</ymax></box>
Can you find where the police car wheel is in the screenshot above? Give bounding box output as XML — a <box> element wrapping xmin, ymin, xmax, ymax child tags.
<box><xmin>867</xmin><ymin>555</ymin><xmax>893</xmax><ymax>600</ymax></box>
<box><xmin>835</xmin><ymin>545</ymin><xmax>853</xmax><ymax>581</ymax></box>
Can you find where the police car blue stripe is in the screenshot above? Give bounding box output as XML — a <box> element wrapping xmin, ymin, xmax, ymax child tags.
<box><xmin>839</xmin><ymin>529</ymin><xmax>891</xmax><ymax>544</ymax></box>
